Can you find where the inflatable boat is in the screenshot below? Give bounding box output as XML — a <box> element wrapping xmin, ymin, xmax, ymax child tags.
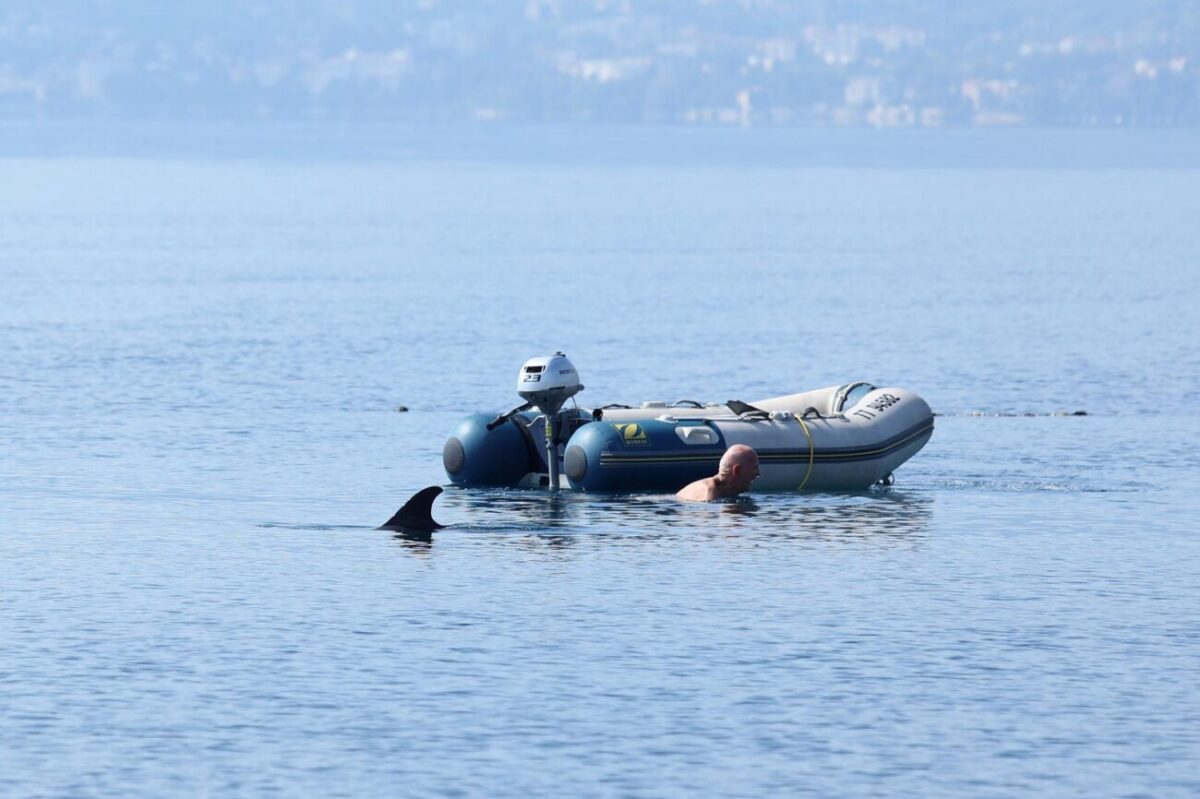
<box><xmin>442</xmin><ymin>354</ymin><xmax>933</xmax><ymax>492</ymax></box>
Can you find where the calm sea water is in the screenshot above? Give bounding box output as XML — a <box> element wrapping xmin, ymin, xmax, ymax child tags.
<box><xmin>2</xmin><ymin>126</ymin><xmax>1199</xmax><ymax>797</ymax></box>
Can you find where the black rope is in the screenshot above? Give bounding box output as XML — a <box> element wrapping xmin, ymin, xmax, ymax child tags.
<box><xmin>486</xmin><ymin>401</ymin><xmax>533</xmax><ymax>431</ymax></box>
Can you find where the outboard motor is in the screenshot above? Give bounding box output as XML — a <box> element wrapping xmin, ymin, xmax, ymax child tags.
<box><xmin>517</xmin><ymin>353</ymin><xmax>583</xmax><ymax>413</ymax></box>
<box><xmin>516</xmin><ymin>352</ymin><xmax>583</xmax><ymax>490</ymax></box>
<box><xmin>442</xmin><ymin>353</ymin><xmax>585</xmax><ymax>489</ymax></box>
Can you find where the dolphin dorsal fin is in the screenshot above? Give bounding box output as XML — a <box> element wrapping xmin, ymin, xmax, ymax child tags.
<box><xmin>380</xmin><ymin>486</ymin><xmax>444</xmax><ymax>530</ymax></box>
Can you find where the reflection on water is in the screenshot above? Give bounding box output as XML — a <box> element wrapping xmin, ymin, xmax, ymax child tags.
<box><xmin>393</xmin><ymin>530</ymin><xmax>434</xmax><ymax>554</ymax></box>
<box><xmin>394</xmin><ymin>485</ymin><xmax>934</xmax><ymax>554</ymax></box>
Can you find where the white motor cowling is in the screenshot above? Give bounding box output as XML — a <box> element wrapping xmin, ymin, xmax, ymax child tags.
<box><xmin>517</xmin><ymin>352</ymin><xmax>583</xmax><ymax>415</ymax></box>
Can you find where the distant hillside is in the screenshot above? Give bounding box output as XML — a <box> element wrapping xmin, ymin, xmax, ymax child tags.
<box><xmin>2</xmin><ymin>0</ymin><xmax>1197</xmax><ymax>126</ymax></box>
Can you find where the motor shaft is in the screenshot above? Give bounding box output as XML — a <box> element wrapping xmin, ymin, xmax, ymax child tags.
<box><xmin>545</xmin><ymin>413</ymin><xmax>560</xmax><ymax>490</ymax></box>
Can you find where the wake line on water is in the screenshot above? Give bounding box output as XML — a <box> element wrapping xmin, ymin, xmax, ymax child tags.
<box><xmin>933</xmin><ymin>410</ymin><xmax>1088</xmax><ymax>417</ymax></box>
<box><xmin>256</xmin><ymin>523</ymin><xmax>368</xmax><ymax>531</ymax></box>
<box><xmin>929</xmin><ymin>478</ymin><xmax>1133</xmax><ymax>493</ymax></box>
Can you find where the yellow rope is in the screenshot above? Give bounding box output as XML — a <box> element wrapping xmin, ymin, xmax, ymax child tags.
<box><xmin>796</xmin><ymin>414</ymin><xmax>815</xmax><ymax>491</ymax></box>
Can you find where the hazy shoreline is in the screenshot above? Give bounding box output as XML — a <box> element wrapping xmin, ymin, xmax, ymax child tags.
<box><xmin>3</xmin><ymin>120</ymin><xmax>1199</xmax><ymax>168</ymax></box>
